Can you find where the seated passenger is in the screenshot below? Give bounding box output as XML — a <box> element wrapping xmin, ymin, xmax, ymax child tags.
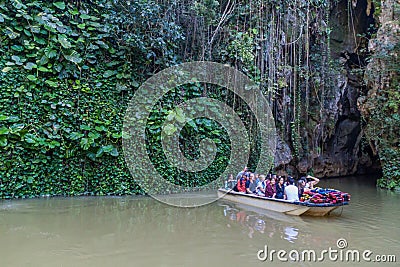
<box><xmin>305</xmin><ymin>174</ymin><xmax>320</xmax><ymax>189</ymax></box>
<box><xmin>265</xmin><ymin>177</ymin><xmax>276</xmax><ymax>198</ymax></box>
<box><xmin>297</xmin><ymin>178</ymin><xmax>306</xmax><ymax>199</ymax></box>
<box><xmin>284</xmin><ymin>177</ymin><xmax>299</xmax><ymax>201</ymax></box>
<box><xmin>246</xmin><ymin>173</ymin><xmax>257</xmax><ymax>194</ymax></box>
<box><xmin>275</xmin><ymin>176</ymin><xmax>285</xmax><ymax>199</ymax></box>
<box><xmin>226</xmin><ymin>173</ymin><xmax>236</xmax><ymax>189</ymax></box>
<box><xmin>256</xmin><ymin>175</ymin><xmax>267</xmax><ymax>196</ymax></box>
<box><xmin>235</xmin><ymin>173</ymin><xmax>248</xmax><ymax>193</ymax></box>
<box><xmin>254</xmin><ymin>173</ymin><xmax>260</xmax><ymax>185</ymax></box>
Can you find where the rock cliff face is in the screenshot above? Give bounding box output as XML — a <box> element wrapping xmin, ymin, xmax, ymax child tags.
<box><xmin>277</xmin><ymin>0</ymin><xmax>382</xmax><ymax>177</ymax></box>
<box><xmin>356</xmin><ymin>0</ymin><xmax>400</xmax><ymax>188</ymax></box>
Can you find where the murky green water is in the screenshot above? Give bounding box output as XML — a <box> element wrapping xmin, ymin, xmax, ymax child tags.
<box><xmin>1</xmin><ymin>176</ymin><xmax>399</xmax><ymax>266</ymax></box>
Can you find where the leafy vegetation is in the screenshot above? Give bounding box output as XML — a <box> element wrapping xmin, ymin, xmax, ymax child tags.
<box><xmin>1</xmin><ymin>0</ymin><xmax>396</xmax><ymax>198</ymax></box>
<box><xmin>360</xmin><ymin>0</ymin><xmax>400</xmax><ymax>190</ymax></box>
<box><xmin>0</xmin><ymin>0</ymin><xmax>183</xmax><ymax>198</ymax></box>
<box><xmin>0</xmin><ymin>0</ymin><xmax>261</xmax><ymax>197</ymax></box>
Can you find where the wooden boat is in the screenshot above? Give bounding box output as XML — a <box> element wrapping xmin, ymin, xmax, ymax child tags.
<box><xmin>217</xmin><ymin>188</ymin><xmax>349</xmax><ymax>216</ymax></box>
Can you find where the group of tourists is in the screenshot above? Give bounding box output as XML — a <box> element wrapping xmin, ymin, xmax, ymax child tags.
<box><xmin>226</xmin><ymin>167</ymin><xmax>320</xmax><ymax>201</ymax></box>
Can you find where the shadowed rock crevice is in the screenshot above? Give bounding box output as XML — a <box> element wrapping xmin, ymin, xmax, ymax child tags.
<box><xmin>275</xmin><ymin>0</ymin><xmax>381</xmax><ymax>177</ymax></box>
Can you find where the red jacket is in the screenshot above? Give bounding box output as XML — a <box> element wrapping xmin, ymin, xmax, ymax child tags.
<box><xmin>236</xmin><ymin>177</ymin><xmax>247</xmax><ymax>192</ymax></box>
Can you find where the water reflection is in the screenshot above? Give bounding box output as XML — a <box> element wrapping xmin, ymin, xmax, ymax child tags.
<box><xmin>220</xmin><ymin>202</ymin><xmax>302</xmax><ymax>242</ymax></box>
<box><xmin>283</xmin><ymin>226</ymin><xmax>298</xmax><ymax>243</ymax></box>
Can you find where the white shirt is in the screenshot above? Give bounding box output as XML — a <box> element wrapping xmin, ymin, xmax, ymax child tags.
<box><xmin>284</xmin><ymin>184</ymin><xmax>299</xmax><ymax>201</ymax></box>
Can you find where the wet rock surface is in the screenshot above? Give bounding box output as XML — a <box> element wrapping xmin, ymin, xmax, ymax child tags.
<box><xmin>275</xmin><ymin>0</ymin><xmax>381</xmax><ymax>177</ymax></box>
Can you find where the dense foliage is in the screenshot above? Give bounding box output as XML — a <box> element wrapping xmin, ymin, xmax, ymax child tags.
<box><xmin>1</xmin><ymin>0</ymin><xmax>396</xmax><ymax>198</ymax></box>
<box><xmin>0</xmin><ymin>0</ymin><xmax>264</xmax><ymax>197</ymax></box>
<box><xmin>0</xmin><ymin>0</ymin><xmax>184</xmax><ymax>197</ymax></box>
<box><xmin>0</xmin><ymin>0</ymin><xmax>333</xmax><ymax>198</ymax></box>
<box><xmin>359</xmin><ymin>0</ymin><xmax>400</xmax><ymax>190</ymax></box>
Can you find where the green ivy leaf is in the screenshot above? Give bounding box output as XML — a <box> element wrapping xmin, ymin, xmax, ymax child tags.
<box><xmin>46</xmin><ymin>50</ymin><xmax>58</xmax><ymax>58</ymax></box>
<box><xmin>11</xmin><ymin>55</ymin><xmax>21</xmax><ymax>63</ymax></box>
<box><xmin>2</xmin><ymin>67</ymin><xmax>12</xmax><ymax>73</ymax></box>
<box><xmin>45</xmin><ymin>80</ymin><xmax>58</xmax><ymax>87</ymax></box>
<box><xmin>58</xmin><ymin>34</ymin><xmax>72</xmax><ymax>49</ymax></box>
<box><xmin>5</xmin><ymin>26</ymin><xmax>19</xmax><ymax>39</ymax></box>
<box><xmin>95</xmin><ymin>125</ymin><xmax>106</xmax><ymax>132</ymax></box>
<box><xmin>95</xmin><ymin>147</ymin><xmax>104</xmax><ymax>158</ymax></box>
<box><xmin>69</xmin><ymin>132</ymin><xmax>84</xmax><ymax>140</ymax></box>
<box><xmin>24</xmin><ymin>133</ymin><xmax>37</xmax><ymax>144</ymax></box>
<box><xmin>48</xmin><ymin>140</ymin><xmax>60</xmax><ymax>148</ymax></box>
<box><xmin>11</xmin><ymin>45</ymin><xmax>24</xmax><ymax>52</ymax></box>
<box><xmin>80</xmin><ymin>138</ymin><xmax>90</xmax><ymax>150</ymax></box>
<box><xmin>0</xmin><ymin>115</ymin><xmax>9</xmax><ymax>121</ymax></box>
<box><xmin>88</xmin><ymin>131</ymin><xmax>100</xmax><ymax>139</ymax></box>
<box><xmin>68</xmin><ymin>9</ymin><xmax>79</xmax><ymax>15</ymax></box>
<box><xmin>27</xmin><ymin>75</ymin><xmax>37</xmax><ymax>81</ymax></box>
<box><xmin>80</xmin><ymin>14</ymin><xmax>91</xmax><ymax>20</ymax></box>
<box><xmin>9</xmin><ymin>123</ymin><xmax>25</xmax><ymax>134</ymax></box>
<box><xmin>80</xmin><ymin>125</ymin><xmax>91</xmax><ymax>131</ymax></box>
<box><xmin>53</xmin><ymin>2</ymin><xmax>65</xmax><ymax>10</ymax></box>
<box><xmin>0</xmin><ymin>126</ymin><xmax>9</xmax><ymax>135</ymax></box>
<box><xmin>34</xmin><ymin>37</ymin><xmax>47</xmax><ymax>45</ymax></box>
<box><xmin>24</xmin><ymin>62</ymin><xmax>37</xmax><ymax>70</ymax></box>
<box><xmin>38</xmin><ymin>66</ymin><xmax>51</xmax><ymax>72</ymax></box>
<box><xmin>0</xmin><ymin>136</ymin><xmax>8</xmax><ymax>147</ymax></box>
<box><xmin>112</xmin><ymin>132</ymin><xmax>122</xmax><ymax>138</ymax></box>
<box><xmin>102</xmin><ymin>145</ymin><xmax>114</xmax><ymax>153</ymax></box>
<box><xmin>65</xmin><ymin>51</ymin><xmax>82</xmax><ymax>64</ymax></box>
<box><xmin>110</xmin><ymin>147</ymin><xmax>119</xmax><ymax>157</ymax></box>
<box><xmin>213</xmin><ymin>138</ymin><xmax>221</xmax><ymax>144</ymax></box>
<box><xmin>103</xmin><ymin>70</ymin><xmax>116</xmax><ymax>78</ymax></box>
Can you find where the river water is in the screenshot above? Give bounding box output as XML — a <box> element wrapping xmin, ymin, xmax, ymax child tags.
<box><xmin>1</xmin><ymin>176</ymin><xmax>399</xmax><ymax>266</ymax></box>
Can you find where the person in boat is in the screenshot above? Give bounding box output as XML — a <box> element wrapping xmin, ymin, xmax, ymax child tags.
<box><xmin>305</xmin><ymin>174</ymin><xmax>320</xmax><ymax>189</ymax></box>
<box><xmin>297</xmin><ymin>177</ymin><xmax>306</xmax><ymax>199</ymax></box>
<box><xmin>265</xmin><ymin>176</ymin><xmax>276</xmax><ymax>198</ymax></box>
<box><xmin>297</xmin><ymin>174</ymin><xmax>320</xmax><ymax>195</ymax></box>
<box><xmin>236</xmin><ymin>166</ymin><xmax>248</xmax><ymax>181</ymax></box>
<box><xmin>226</xmin><ymin>173</ymin><xmax>236</xmax><ymax>189</ymax></box>
<box><xmin>254</xmin><ymin>173</ymin><xmax>260</xmax><ymax>185</ymax></box>
<box><xmin>284</xmin><ymin>177</ymin><xmax>299</xmax><ymax>201</ymax></box>
<box><xmin>256</xmin><ymin>175</ymin><xmax>267</xmax><ymax>196</ymax></box>
<box><xmin>275</xmin><ymin>176</ymin><xmax>285</xmax><ymax>199</ymax></box>
<box><xmin>235</xmin><ymin>172</ymin><xmax>248</xmax><ymax>193</ymax></box>
<box><xmin>245</xmin><ymin>173</ymin><xmax>257</xmax><ymax>194</ymax></box>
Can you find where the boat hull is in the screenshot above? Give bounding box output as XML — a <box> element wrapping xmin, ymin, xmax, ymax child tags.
<box><xmin>217</xmin><ymin>189</ymin><xmax>347</xmax><ymax>216</ymax></box>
